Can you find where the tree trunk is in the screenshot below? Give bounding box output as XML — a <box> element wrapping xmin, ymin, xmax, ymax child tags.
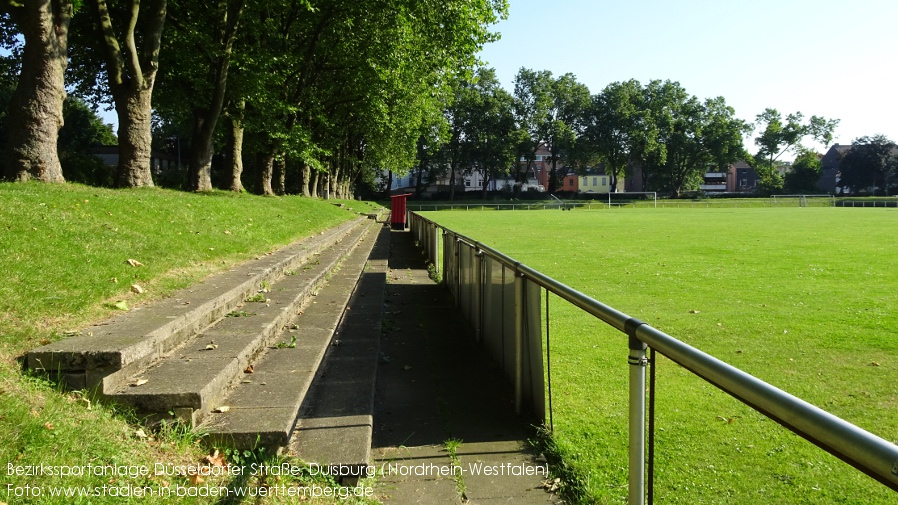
<box><xmin>449</xmin><ymin>162</ymin><xmax>457</xmax><ymax>201</ymax></box>
<box><xmin>258</xmin><ymin>150</ymin><xmax>275</xmax><ymax>196</ymax></box>
<box><xmin>225</xmin><ymin>111</ymin><xmax>244</xmax><ymax>192</ymax></box>
<box><xmin>414</xmin><ymin>161</ymin><xmax>425</xmax><ymax>197</ymax></box>
<box><xmin>3</xmin><ymin>0</ymin><xmax>72</xmax><ymax>183</ymax></box>
<box><xmin>185</xmin><ymin>0</ymin><xmax>244</xmax><ymax>192</ymax></box>
<box><xmin>300</xmin><ymin>163</ymin><xmax>311</xmax><ymax>197</ymax></box>
<box><xmin>114</xmin><ymin>88</ymin><xmax>155</xmax><ymax>187</ymax></box>
<box><xmin>311</xmin><ymin>168</ymin><xmax>320</xmax><ymax>198</ymax></box>
<box><xmin>481</xmin><ymin>169</ymin><xmax>489</xmax><ymax>199</ymax></box>
<box><xmin>273</xmin><ymin>154</ymin><xmax>286</xmax><ymax>195</ymax></box>
<box><xmin>330</xmin><ymin>161</ymin><xmax>340</xmax><ymax>199</ymax></box>
<box><xmin>187</xmin><ymin>111</ymin><xmax>214</xmax><ymax>191</ymax></box>
<box><xmin>549</xmin><ymin>158</ymin><xmax>558</xmax><ymax>193</ymax></box>
<box><xmin>91</xmin><ymin>0</ymin><xmax>167</xmax><ymax>188</ymax></box>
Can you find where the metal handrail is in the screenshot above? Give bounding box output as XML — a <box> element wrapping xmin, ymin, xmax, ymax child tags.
<box><xmin>409</xmin><ymin>211</ymin><xmax>898</xmax><ymax>496</ymax></box>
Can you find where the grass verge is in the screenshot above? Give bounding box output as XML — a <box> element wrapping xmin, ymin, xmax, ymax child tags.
<box><xmin>0</xmin><ymin>182</ymin><xmax>382</xmax><ymax>504</ymax></box>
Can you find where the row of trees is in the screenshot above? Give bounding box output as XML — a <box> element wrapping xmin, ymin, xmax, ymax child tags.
<box><xmin>1</xmin><ymin>0</ymin><xmax>508</xmax><ymax>197</ymax></box>
<box><xmin>422</xmin><ymin>68</ymin><xmax>842</xmax><ymax>198</ymax></box>
<box><xmin>1</xmin><ymin>1</ymin><xmax>851</xmax><ymax>199</ymax></box>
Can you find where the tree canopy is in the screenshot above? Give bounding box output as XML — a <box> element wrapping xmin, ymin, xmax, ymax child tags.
<box><xmin>837</xmin><ymin>135</ymin><xmax>897</xmax><ymax>195</ymax></box>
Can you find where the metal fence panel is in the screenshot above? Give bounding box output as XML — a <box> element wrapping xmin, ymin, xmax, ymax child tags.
<box><xmin>502</xmin><ymin>264</ymin><xmax>516</xmax><ymax>386</ymax></box>
<box><xmin>483</xmin><ymin>256</ymin><xmax>504</xmax><ymax>369</ymax></box>
<box><xmin>523</xmin><ymin>278</ymin><xmax>545</xmax><ymax>420</ymax></box>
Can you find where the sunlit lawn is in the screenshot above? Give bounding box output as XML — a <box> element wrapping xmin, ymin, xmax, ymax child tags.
<box><xmin>0</xmin><ymin>182</ymin><xmax>382</xmax><ymax>504</ymax></box>
<box><xmin>426</xmin><ymin>207</ymin><xmax>898</xmax><ymax>504</ymax></box>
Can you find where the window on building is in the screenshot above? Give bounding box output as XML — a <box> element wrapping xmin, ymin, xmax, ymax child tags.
<box><xmin>465</xmin><ymin>180</ymin><xmax>470</xmax><ymax>186</ymax></box>
<box><xmin>601</xmin><ymin>177</ymin><xmax>606</xmax><ymax>186</ymax></box>
<box><xmin>568</xmin><ymin>179</ymin><xmax>574</xmax><ymax>187</ymax></box>
<box><xmin>592</xmin><ymin>177</ymin><xmax>597</xmax><ymax>186</ymax></box>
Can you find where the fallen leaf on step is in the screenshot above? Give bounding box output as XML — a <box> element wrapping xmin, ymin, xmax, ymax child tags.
<box><xmin>126</xmin><ymin>258</ymin><xmax>144</xmax><ymax>267</ymax></box>
<box><xmin>205</xmin><ymin>450</ymin><xmax>227</xmax><ymax>467</ymax></box>
<box><xmin>403</xmin><ymin>365</ymin><xmax>412</xmax><ymax>371</ymax></box>
<box><xmin>213</xmin><ymin>406</ymin><xmax>230</xmax><ymax>413</ymax></box>
<box><xmin>131</xmin><ymin>378</ymin><xmax>149</xmax><ymax>387</ymax></box>
<box><xmin>112</xmin><ymin>301</ymin><xmax>129</xmax><ymax>311</ymax></box>
<box><xmin>131</xmin><ymin>284</ymin><xmax>145</xmax><ymax>294</ymax></box>
<box><xmin>244</xmin><ymin>365</ymin><xmax>254</xmax><ymax>374</ymax></box>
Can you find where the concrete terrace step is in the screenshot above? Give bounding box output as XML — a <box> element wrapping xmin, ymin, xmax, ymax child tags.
<box><xmin>104</xmin><ymin>220</ymin><xmax>379</xmax><ymax>425</ymax></box>
<box><xmin>200</xmin><ymin>225</ymin><xmax>389</xmax><ymax>452</ymax></box>
<box><xmin>288</xmin><ymin>226</ymin><xmax>389</xmax><ymax>481</ymax></box>
<box><xmin>27</xmin><ymin>217</ymin><xmax>368</xmax><ymax>393</ymax></box>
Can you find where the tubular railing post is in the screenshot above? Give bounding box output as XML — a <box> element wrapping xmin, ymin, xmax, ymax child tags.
<box><xmin>627</xmin><ymin>319</ymin><xmax>648</xmax><ymax>505</ymax></box>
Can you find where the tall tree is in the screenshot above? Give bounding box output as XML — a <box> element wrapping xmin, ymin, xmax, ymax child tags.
<box><xmin>465</xmin><ymin>67</ymin><xmax>517</xmax><ymax>198</ymax></box>
<box><xmin>582</xmin><ymin>79</ymin><xmax>642</xmax><ymax>192</ymax></box>
<box><xmin>160</xmin><ymin>0</ymin><xmax>246</xmax><ymax>192</ymax></box>
<box><xmin>837</xmin><ymin>135</ymin><xmax>897</xmax><ymax>195</ymax></box>
<box><xmin>753</xmin><ymin>109</ymin><xmax>839</xmax><ymax>194</ymax></box>
<box><xmin>783</xmin><ymin>148</ymin><xmax>823</xmax><ymax>193</ymax></box>
<box><xmin>1</xmin><ymin>0</ymin><xmax>72</xmax><ymax>183</ymax></box>
<box><xmin>80</xmin><ymin>0</ymin><xmax>168</xmax><ymax>188</ymax></box>
<box><xmin>542</xmin><ymin>72</ymin><xmax>589</xmax><ymax>193</ymax></box>
<box><xmin>633</xmin><ymin>81</ymin><xmax>749</xmax><ymax>196</ymax></box>
<box><xmin>512</xmin><ymin>68</ymin><xmax>552</xmax><ymax>192</ymax></box>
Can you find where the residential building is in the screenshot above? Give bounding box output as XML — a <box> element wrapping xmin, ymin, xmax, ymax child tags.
<box><xmin>819</xmin><ymin>144</ymin><xmax>852</xmax><ymax>194</ymax></box>
<box><xmin>579</xmin><ymin>171</ymin><xmax>611</xmax><ymax>194</ymax></box>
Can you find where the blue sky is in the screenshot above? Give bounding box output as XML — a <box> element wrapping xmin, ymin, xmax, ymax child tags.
<box><xmin>478</xmin><ymin>0</ymin><xmax>897</xmax><ymax>157</ymax></box>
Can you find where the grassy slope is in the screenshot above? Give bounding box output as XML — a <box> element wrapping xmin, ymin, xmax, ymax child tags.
<box><xmin>427</xmin><ymin>207</ymin><xmax>898</xmax><ymax>504</ymax></box>
<box><xmin>0</xmin><ymin>182</ymin><xmax>382</xmax><ymax>504</ymax></box>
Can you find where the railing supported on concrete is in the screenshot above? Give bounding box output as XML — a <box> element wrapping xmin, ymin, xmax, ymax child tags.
<box><xmin>408</xmin><ymin>211</ymin><xmax>898</xmax><ymax>504</ymax></box>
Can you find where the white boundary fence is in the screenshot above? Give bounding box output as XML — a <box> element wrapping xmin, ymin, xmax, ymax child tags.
<box><xmin>409</xmin><ymin>211</ymin><xmax>898</xmax><ymax>504</ymax></box>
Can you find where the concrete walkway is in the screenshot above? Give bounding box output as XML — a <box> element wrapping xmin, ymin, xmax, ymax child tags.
<box><xmin>371</xmin><ymin>230</ymin><xmax>560</xmax><ymax>504</ymax></box>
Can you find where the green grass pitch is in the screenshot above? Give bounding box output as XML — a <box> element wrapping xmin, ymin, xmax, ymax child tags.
<box><xmin>425</xmin><ymin>207</ymin><xmax>898</xmax><ymax>504</ymax></box>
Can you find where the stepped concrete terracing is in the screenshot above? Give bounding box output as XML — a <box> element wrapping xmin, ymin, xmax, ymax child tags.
<box><xmin>103</xmin><ymin>220</ymin><xmax>377</xmax><ymax>425</ymax></box>
<box><xmin>27</xmin><ymin>216</ymin><xmax>368</xmax><ymax>396</ymax></box>
<box><xmin>201</xmin><ymin>225</ymin><xmax>389</xmax><ymax>454</ymax></box>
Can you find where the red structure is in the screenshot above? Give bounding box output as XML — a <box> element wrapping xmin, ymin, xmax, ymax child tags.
<box><xmin>390</xmin><ymin>193</ymin><xmax>412</xmax><ymax>230</ymax></box>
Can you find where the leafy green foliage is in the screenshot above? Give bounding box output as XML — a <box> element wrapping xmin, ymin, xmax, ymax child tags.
<box><xmin>837</xmin><ymin>135</ymin><xmax>898</xmax><ymax>195</ymax></box>
<box><xmin>784</xmin><ymin>148</ymin><xmax>823</xmax><ymax>193</ymax></box>
<box><xmin>753</xmin><ymin>108</ymin><xmax>839</xmax><ymax>194</ymax></box>
<box><xmin>58</xmin><ymin>96</ymin><xmax>117</xmax><ymax>186</ymax></box>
